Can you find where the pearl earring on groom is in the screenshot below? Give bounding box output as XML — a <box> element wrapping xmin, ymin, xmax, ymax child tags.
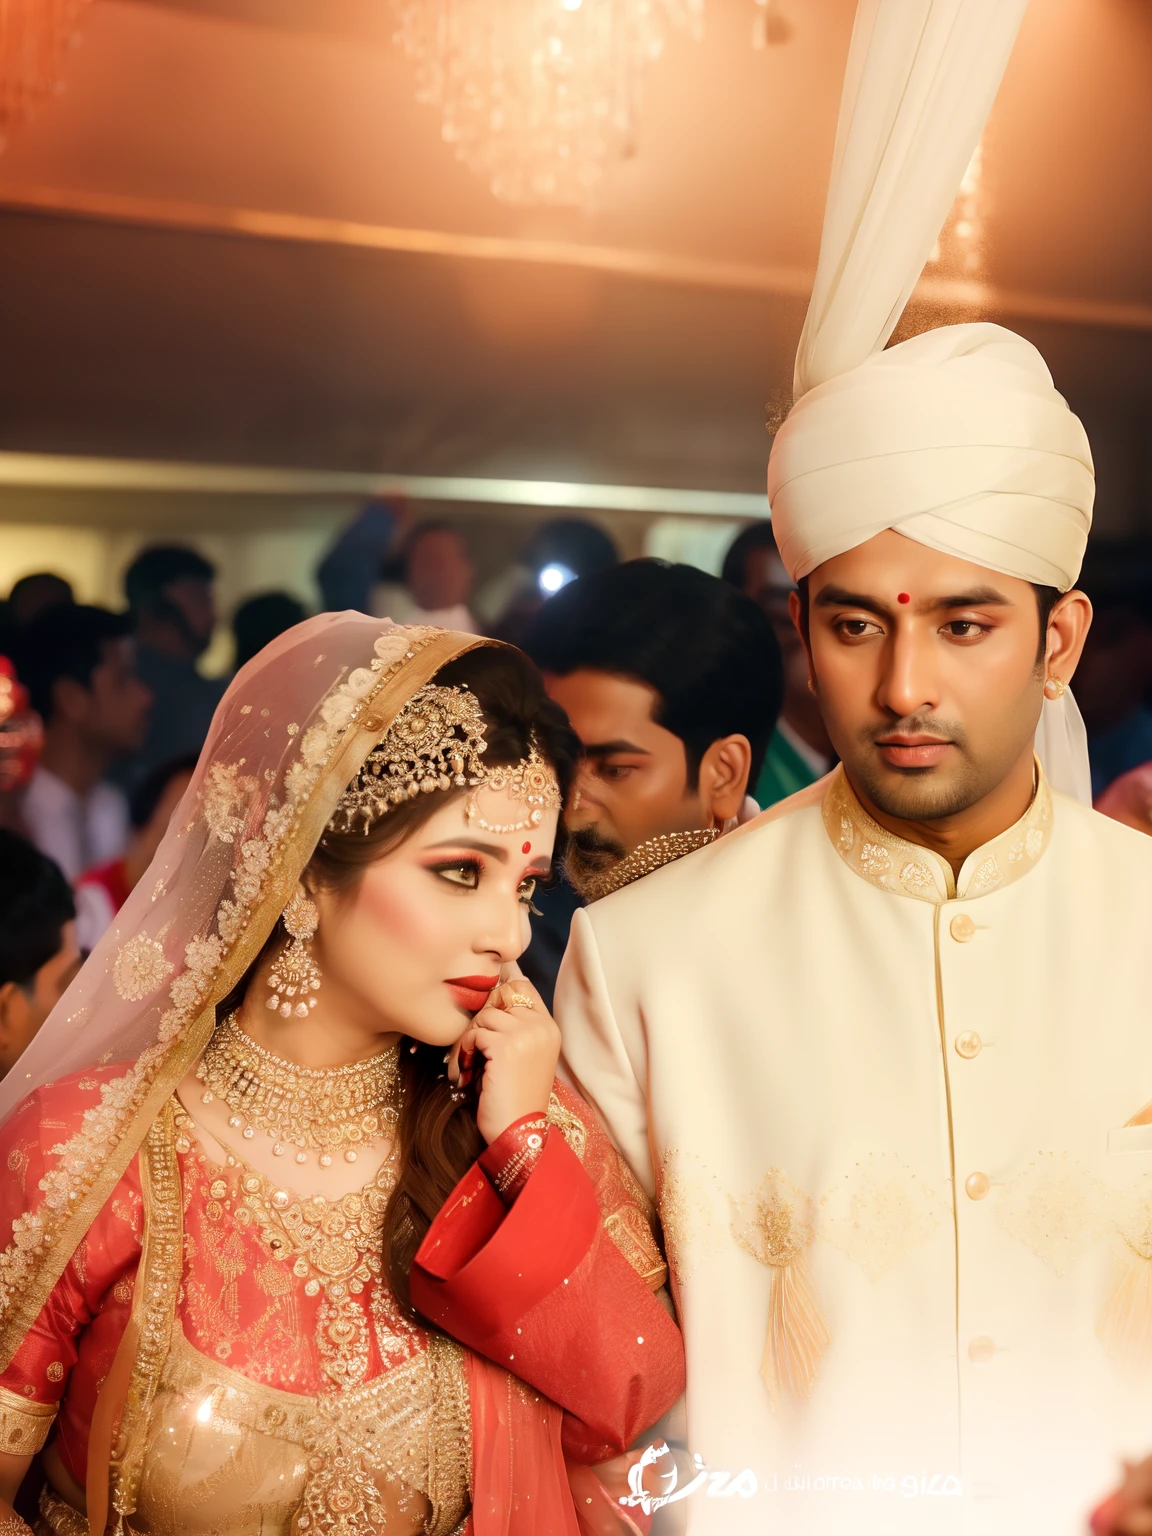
<box><xmin>1044</xmin><ymin>676</ymin><xmax>1068</xmax><ymax>700</ymax></box>
<box><xmin>267</xmin><ymin>886</ymin><xmax>322</xmax><ymax>1018</ymax></box>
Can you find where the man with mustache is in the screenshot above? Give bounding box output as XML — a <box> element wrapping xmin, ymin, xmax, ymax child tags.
<box><xmin>528</xmin><ymin>559</ymin><xmax>782</xmax><ymax>910</ymax></box>
<box><xmin>556</xmin><ymin>5</ymin><xmax>1152</xmax><ymax>1534</ymax></box>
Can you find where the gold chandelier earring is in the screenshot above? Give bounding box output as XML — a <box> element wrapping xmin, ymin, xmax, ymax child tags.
<box><xmin>267</xmin><ymin>886</ymin><xmax>322</xmax><ymax>1018</ymax></box>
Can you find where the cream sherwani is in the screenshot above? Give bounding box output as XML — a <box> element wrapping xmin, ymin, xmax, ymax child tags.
<box><xmin>558</xmin><ymin>770</ymin><xmax>1152</xmax><ymax>1536</ymax></box>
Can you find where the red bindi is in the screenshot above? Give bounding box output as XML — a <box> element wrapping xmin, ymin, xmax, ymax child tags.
<box><xmin>522</xmin><ymin>841</ymin><xmax>532</xmax><ymax>854</ymax></box>
<box><xmin>897</xmin><ymin>592</ymin><xmax>911</xmax><ymax>604</ymax></box>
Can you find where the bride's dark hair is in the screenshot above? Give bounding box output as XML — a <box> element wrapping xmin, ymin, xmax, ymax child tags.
<box><xmin>220</xmin><ymin>645</ymin><xmax>577</xmax><ymax>1321</ymax></box>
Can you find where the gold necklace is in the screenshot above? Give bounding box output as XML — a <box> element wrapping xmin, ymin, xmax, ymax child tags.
<box><xmin>240</xmin><ymin>1156</ymin><xmax>422</xmax><ymax>1392</ymax></box>
<box><xmin>197</xmin><ymin>1012</ymin><xmax>401</xmax><ymax>1167</ymax></box>
<box><xmin>173</xmin><ymin>1101</ymin><xmax>420</xmax><ymax>1393</ymax></box>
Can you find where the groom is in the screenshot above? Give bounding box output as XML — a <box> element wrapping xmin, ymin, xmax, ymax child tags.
<box><xmin>556</xmin><ymin>4</ymin><xmax>1152</xmax><ymax>1534</ymax></box>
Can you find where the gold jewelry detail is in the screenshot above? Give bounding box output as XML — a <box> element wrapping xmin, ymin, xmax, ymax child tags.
<box><xmin>1044</xmin><ymin>676</ymin><xmax>1068</xmax><ymax>699</ymax></box>
<box><xmin>491</xmin><ymin>1117</ymin><xmax>549</xmax><ymax>1199</ymax></box>
<box><xmin>38</xmin><ymin>1487</ymin><xmax>86</xmax><ymax>1536</ymax></box>
<box><xmin>568</xmin><ymin>827</ymin><xmax>719</xmax><ymax>902</ymax></box>
<box><xmin>331</xmin><ymin>682</ymin><xmax>561</xmax><ymax>834</ymax></box>
<box><xmin>267</xmin><ymin>886</ymin><xmax>321</xmax><ymax>1018</ymax></box>
<box><xmin>232</xmin><ymin>1144</ymin><xmax>416</xmax><ymax>1391</ymax></box>
<box><xmin>0</xmin><ymin>1382</ymin><xmax>57</xmax><ymax>1455</ymax></box>
<box><xmin>197</xmin><ymin>1013</ymin><xmax>401</xmax><ymax>1167</ymax></box>
<box><xmin>504</xmin><ymin>992</ymin><xmax>536</xmax><ymax>1010</ymax></box>
<box><xmin>464</xmin><ymin>743</ymin><xmax>560</xmax><ymax>834</ymax></box>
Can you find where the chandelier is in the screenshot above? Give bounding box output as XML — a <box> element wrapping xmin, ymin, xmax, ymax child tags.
<box><xmin>392</xmin><ymin>0</ymin><xmax>703</xmax><ymax>208</ymax></box>
<box><xmin>0</xmin><ymin>0</ymin><xmax>92</xmax><ymax>147</ymax></box>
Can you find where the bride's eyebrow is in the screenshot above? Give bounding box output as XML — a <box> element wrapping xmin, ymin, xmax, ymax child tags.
<box><xmin>425</xmin><ymin>837</ymin><xmax>508</xmax><ymax>863</ymax></box>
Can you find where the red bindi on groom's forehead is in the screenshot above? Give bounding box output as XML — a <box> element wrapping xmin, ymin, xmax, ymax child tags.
<box><xmin>897</xmin><ymin>592</ymin><xmax>911</xmax><ymax>605</ymax></box>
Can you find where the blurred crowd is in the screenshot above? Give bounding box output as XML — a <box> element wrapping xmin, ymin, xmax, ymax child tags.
<box><xmin>3</xmin><ymin>503</ymin><xmax>1152</xmax><ymax>1080</ymax></box>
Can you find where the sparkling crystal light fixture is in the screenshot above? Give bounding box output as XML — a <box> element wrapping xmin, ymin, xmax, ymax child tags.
<box><xmin>392</xmin><ymin>0</ymin><xmax>703</xmax><ymax>207</ymax></box>
<box><xmin>0</xmin><ymin>0</ymin><xmax>92</xmax><ymax>148</ymax></box>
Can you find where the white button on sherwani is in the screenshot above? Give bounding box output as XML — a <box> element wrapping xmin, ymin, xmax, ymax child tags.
<box><xmin>557</xmin><ymin>769</ymin><xmax>1152</xmax><ymax>1536</ymax></box>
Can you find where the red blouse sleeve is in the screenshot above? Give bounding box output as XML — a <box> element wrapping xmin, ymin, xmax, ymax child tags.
<box><xmin>411</xmin><ymin>1090</ymin><xmax>685</xmax><ymax>1464</ymax></box>
<box><xmin>0</xmin><ymin>1071</ymin><xmax>143</xmax><ymax>1467</ymax></box>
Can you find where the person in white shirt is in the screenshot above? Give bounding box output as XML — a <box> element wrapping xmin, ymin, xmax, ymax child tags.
<box><xmin>557</xmin><ymin>5</ymin><xmax>1152</xmax><ymax>1533</ymax></box>
<box><xmin>14</xmin><ymin>605</ymin><xmax>151</xmax><ymax>885</ymax></box>
<box><xmin>372</xmin><ymin>523</ymin><xmax>477</xmax><ymax>631</ymax></box>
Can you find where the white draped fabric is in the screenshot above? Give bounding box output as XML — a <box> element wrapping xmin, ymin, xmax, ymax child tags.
<box><xmin>791</xmin><ymin>0</ymin><xmax>1030</xmax><ymax>397</ymax></box>
<box><xmin>767</xmin><ymin>0</ymin><xmax>1095</xmax><ymax>801</ymax></box>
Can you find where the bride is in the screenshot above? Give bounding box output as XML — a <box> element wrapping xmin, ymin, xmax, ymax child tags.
<box><xmin>0</xmin><ymin>616</ymin><xmax>683</xmax><ymax>1536</ymax></box>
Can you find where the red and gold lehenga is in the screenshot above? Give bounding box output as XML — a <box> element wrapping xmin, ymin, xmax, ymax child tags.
<box><xmin>0</xmin><ymin>617</ymin><xmax>683</xmax><ymax>1536</ymax></box>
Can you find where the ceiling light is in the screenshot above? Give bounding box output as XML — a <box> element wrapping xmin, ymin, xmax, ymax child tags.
<box><xmin>392</xmin><ymin>0</ymin><xmax>703</xmax><ymax>207</ymax></box>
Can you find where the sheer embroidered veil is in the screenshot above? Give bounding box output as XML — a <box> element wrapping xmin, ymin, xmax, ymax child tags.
<box><xmin>0</xmin><ymin>615</ymin><xmax>495</xmax><ymax>1370</ymax></box>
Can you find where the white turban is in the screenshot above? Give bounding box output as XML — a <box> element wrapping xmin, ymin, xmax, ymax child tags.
<box><xmin>770</xmin><ymin>323</ymin><xmax>1094</xmax><ymax>592</ymax></box>
<box><xmin>768</xmin><ymin>0</ymin><xmax>1094</xmax><ymax>800</ymax></box>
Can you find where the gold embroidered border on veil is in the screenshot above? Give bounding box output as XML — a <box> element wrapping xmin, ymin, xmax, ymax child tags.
<box><xmin>0</xmin><ymin>616</ymin><xmax>496</xmax><ymax>1372</ymax></box>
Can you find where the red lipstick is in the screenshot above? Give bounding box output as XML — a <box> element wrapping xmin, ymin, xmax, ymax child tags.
<box><xmin>445</xmin><ymin>974</ymin><xmax>499</xmax><ymax>1013</ymax></box>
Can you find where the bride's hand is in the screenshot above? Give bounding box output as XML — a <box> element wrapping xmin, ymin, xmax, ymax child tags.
<box><xmin>449</xmin><ymin>978</ymin><xmax>559</xmax><ymax>1144</ymax></box>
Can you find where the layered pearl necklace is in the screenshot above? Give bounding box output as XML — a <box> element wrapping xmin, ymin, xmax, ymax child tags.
<box><xmin>196</xmin><ymin>1011</ymin><xmax>401</xmax><ymax>1167</ymax></box>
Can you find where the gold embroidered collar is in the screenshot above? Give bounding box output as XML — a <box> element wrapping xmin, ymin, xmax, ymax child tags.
<box><xmin>821</xmin><ymin>762</ymin><xmax>1053</xmax><ymax>904</ymax></box>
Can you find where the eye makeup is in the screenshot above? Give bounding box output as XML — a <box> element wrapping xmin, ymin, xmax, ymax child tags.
<box><xmin>425</xmin><ymin>856</ymin><xmax>484</xmax><ymax>889</ymax></box>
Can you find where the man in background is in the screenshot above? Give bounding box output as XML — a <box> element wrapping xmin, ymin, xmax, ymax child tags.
<box><xmin>723</xmin><ymin>520</ymin><xmax>834</xmax><ymax>805</ymax></box>
<box><xmin>0</xmin><ymin>831</ymin><xmax>79</xmax><ymax>1081</ymax></box>
<box><xmin>232</xmin><ymin>591</ymin><xmax>308</xmax><ymax>673</ymax></box>
<box><xmin>522</xmin><ymin>560</ymin><xmax>781</xmax><ymax>1002</ymax></box>
<box><xmin>316</xmin><ymin>498</ymin><xmax>408</xmax><ymax>615</ymax></box>
<box><xmin>372</xmin><ymin>522</ymin><xmax>476</xmax><ymax>630</ymax></box>
<box><xmin>6</xmin><ymin>573</ymin><xmax>74</xmax><ymax>630</ymax></box>
<box><xmin>123</xmin><ymin>544</ymin><xmax>224</xmax><ymax>785</ymax></box>
<box><xmin>14</xmin><ymin>605</ymin><xmax>151</xmax><ymax>882</ymax></box>
<box><xmin>476</xmin><ymin>516</ymin><xmax>620</xmax><ymax>646</ymax></box>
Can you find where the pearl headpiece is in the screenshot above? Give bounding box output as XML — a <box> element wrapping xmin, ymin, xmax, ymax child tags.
<box><xmin>330</xmin><ymin>683</ymin><xmax>562</xmax><ymax>836</ymax></box>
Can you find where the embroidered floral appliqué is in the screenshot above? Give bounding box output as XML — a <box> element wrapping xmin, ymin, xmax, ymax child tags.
<box><xmin>820</xmin><ymin>1153</ymin><xmax>945</xmax><ymax>1282</ymax></box>
<box><xmin>859</xmin><ymin>843</ymin><xmax>891</xmax><ymax>879</ymax></box>
<box><xmin>997</xmin><ymin>1153</ymin><xmax>1108</xmax><ymax>1275</ymax></box>
<box><xmin>202</xmin><ymin>761</ymin><xmax>258</xmax><ymax>844</ymax></box>
<box><xmin>967</xmin><ymin>856</ymin><xmax>1002</xmax><ymax>894</ymax></box>
<box><xmin>899</xmin><ymin>860</ymin><xmax>934</xmax><ymax>895</ymax></box>
<box><xmin>656</xmin><ymin>1150</ymin><xmax>713</xmax><ymax>1299</ymax></box>
<box><xmin>114</xmin><ymin>934</ymin><xmax>173</xmax><ymax>1002</ymax></box>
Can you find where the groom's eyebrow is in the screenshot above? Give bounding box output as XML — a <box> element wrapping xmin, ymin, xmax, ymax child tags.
<box><xmin>584</xmin><ymin>739</ymin><xmax>651</xmax><ymax>758</ymax></box>
<box><xmin>812</xmin><ymin>585</ymin><xmax>891</xmax><ymax>617</ymax></box>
